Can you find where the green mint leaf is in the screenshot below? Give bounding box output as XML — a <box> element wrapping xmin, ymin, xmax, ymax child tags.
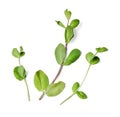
<box><xmin>34</xmin><ymin>70</ymin><xmax>49</xmax><ymax>91</ymax></box>
<box><xmin>20</xmin><ymin>52</ymin><xmax>25</xmax><ymax>57</ymax></box>
<box><xmin>56</xmin><ymin>21</ymin><xmax>66</xmax><ymax>28</ymax></box>
<box><xmin>72</xmin><ymin>82</ymin><xmax>80</xmax><ymax>92</ymax></box>
<box><xmin>64</xmin><ymin>9</ymin><xmax>72</xmax><ymax>20</ymax></box>
<box><xmin>90</xmin><ymin>56</ymin><xmax>100</xmax><ymax>65</ymax></box>
<box><xmin>46</xmin><ymin>81</ymin><xmax>65</xmax><ymax>96</ymax></box>
<box><xmin>76</xmin><ymin>91</ymin><xmax>87</xmax><ymax>99</ymax></box>
<box><xmin>14</xmin><ymin>65</ymin><xmax>26</xmax><ymax>81</ymax></box>
<box><xmin>12</xmin><ymin>48</ymin><xmax>20</xmax><ymax>58</ymax></box>
<box><xmin>70</xmin><ymin>19</ymin><xmax>80</xmax><ymax>28</ymax></box>
<box><xmin>96</xmin><ymin>47</ymin><xmax>108</xmax><ymax>53</ymax></box>
<box><xmin>65</xmin><ymin>26</ymin><xmax>74</xmax><ymax>44</ymax></box>
<box><xmin>86</xmin><ymin>52</ymin><xmax>94</xmax><ymax>63</ymax></box>
<box><xmin>55</xmin><ymin>43</ymin><xmax>66</xmax><ymax>65</ymax></box>
<box><xmin>64</xmin><ymin>49</ymin><xmax>81</xmax><ymax>65</ymax></box>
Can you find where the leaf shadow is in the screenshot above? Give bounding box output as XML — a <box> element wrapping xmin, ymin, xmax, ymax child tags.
<box><xmin>70</xmin><ymin>22</ymin><xmax>83</xmax><ymax>43</ymax></box>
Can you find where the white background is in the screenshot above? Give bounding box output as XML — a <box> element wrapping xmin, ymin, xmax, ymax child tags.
<box><xmin>0</xmin><ymin>0</ymin><xmax>120</xmax><ymax>116</ymax></box>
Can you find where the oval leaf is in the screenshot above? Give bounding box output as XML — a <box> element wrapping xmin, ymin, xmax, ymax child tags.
<box><xmin>70</xmin><ymin>19</ymin><xmax>80</xmax><ymax>28</ymax></box>
<box><xmin>96</xmin><ymin>47</ymin><xmax>108</xmax><ymax>53</ymax></box>
<box><xmin>76</xmin><ymin>91</ymin><xmax>87</xmax><ymax>99</ymax></box>
<box><xmin>65</xmin><ymin>26</ymin><xmax>74</xmax><ymax>44</ymax></box>
<box><xmin>46</xmin><ymin>81</ymin><xmax>65</xmax><ymax>96</ymax></box>
<box><xmin>72</xmin><ymin>82</ymin><xmax>80</xmax><ymax>92</ymax></box>
<box><xmin>55</xmin><ymin>43</ymin><xmax>66</xmax><ymax>65</ymax></box>
<box><xmin>90</xmin><ymin>56</ymin><xmax>100</xmax><ymax>65</ymax></box>
<box><xmin>86</xmin><ymin>52</ymin><xmax>94</xmax><ymax>63</ymax></box>
<box><xmin>12</xmin><ymin>48</ymin><xmax>20</xmax><ymax>58</ymax></box>
<box><xmin>56</xmin><ymin>21</ymin><xmax>65</xmax><ymax>28</ymax></box>
<box><xmin>64</xmin><ymin>49</ymin><xmax>81</xmax><ymax>65</ymax></box>
<box><xmin>64</xmin><ymin>9</ymin><xmax>72</xmax><ymax>20</ymax></box>
<box><xmin>20</xmin><ymin>52</ymin><xmax>25</xmax><ymax>57</ymax></box>
<box><xmin>14</xmin><ymin>65</ymin><xmax>26</xmax><ymax>81</ymax></box>
<box><xmin>34</xmin><ymin>70</ymin><xmax>49</xmax><ymax>91</ymax></box>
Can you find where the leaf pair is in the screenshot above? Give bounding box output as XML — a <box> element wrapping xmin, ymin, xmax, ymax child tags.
<box><xmin>86</xmin><ymin>47</ymin><xmax>108</xmax><ymax>65</ymax></box>
<box><xmin>55</xmin><ymin>43</ymin><xmax>81</xmax><ymax>65</ymax></box>
<box><xmin>56</xmin><ymin>19</ymin><xmax>79</xmax><ymax>29</ymax></box>
<box><xmin>72</xmin><ymin>82</ymin><xmax>87</xmax><ymax>99</ymax></box>
<box><xmin>34</xmin><ymin>70</ymin><xmax>65</xmax><ymax>97</ymax></box>
<box><xmin>12</xmin><ymin>46</ymin><xmax>25</xmax><ymax>58</ymax></box>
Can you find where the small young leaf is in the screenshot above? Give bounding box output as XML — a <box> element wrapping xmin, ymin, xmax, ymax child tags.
<box><xmin>86</xmin><ymin>52</ymin><xmax>94</xmax><ymax>63</ymax></box>
<box><xmin>96</xmin><ymin>47</ymin><xmax>108</xmax><ymax>53</ymax></box>
<box><xmin>64</xmin><ymin>9</ymin><xmax>72</xmax><ymax>20</ymax></box>
<box><xmin>55</xmin><ymin>43</ymin><xmax>66</xmax><ymax>65</ymax></box>
<box><xmin>65</xmin><ymin>26</ymin><xmax>74</xmax><ymax>44</ymax></box>
<box><xmin>64</xmin><ymin>49</ymin><xmax>81</xmax><ymax>65</ymax></box>
<box><xmin>46</xmin><ymin>81</ymin><xmax>65</xmax><ymax>96</ymax></box>
<box><xmin>20</xmin><ymin>46</ymin><xmax>24</xmax><ymax>52</ymax></box>
<box><xmin>72</xmin><ymin>82</ymin><xmax>80</xmax><ymax>92</ymax></box>
<box><xmin>34</xmin><ymin>70</ymin><xmax>49</xmax><ymax>91</ymax></box>
<box><xmin>70</xmin><ymin>19</ymin><xmax>80</xmax><ymax>28</ymax></box>
<box><xmin>56</xmin><ymin>21</ymin><xmax>65</xmax><ymax>28</ymax></box>
<box><xmin>12</xmin><ymin>48</ymin><xmax>20</xmax><ymax>58</ymax></box>
<box><xmin>19</xmin><ymin>46</ymin><xmax>25</xmax><ymax>57</ymax></box>
<box><xmin>90</xmin><ymin>56</ymin><xmax>100</xmax><ymax>65</ymax></box>
<box><xmin>76</xmin><ymin>91</ymin><xmax>87</xmax><ymax>99</ymax></box>
<box><xmin>14</xmin><ymin>65</ymin><xmax>26</xmax><ymax>81</ymax></box>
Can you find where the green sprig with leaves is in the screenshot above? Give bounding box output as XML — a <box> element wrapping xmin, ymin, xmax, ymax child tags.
<box><xmin>34</xmin><ymin>9</ymin><xmax>81</xmax><ymax>100</ymax></box>
<box><xmin>11</xmin><ymin>9</ymin><xmax>108</xmax><ymax>105</ymax></box>
<box><xmin>60</xmin><ymin>47</ymin><xmax>108</xmax><ymax>105</ymax></box>
<box><xmin>12</xmin><ymin>46</ymin><xmax>30</xmax><ymax>101</ymax></box>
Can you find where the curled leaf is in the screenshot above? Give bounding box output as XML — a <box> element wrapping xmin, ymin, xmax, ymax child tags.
<box><xmin>72</xmin><ymin>82</ymin><xmax>80</xmax><ymax>92</ymax></box>
<box><xmin>76</xmin><ymin>91</ymin><xmax>87</xmax><ymax>99</ymax></box>
<box><xmin>70</xmin><ymin>19</ymin><xmax>80</xmax><ymax>28</ymax></box>
<box><xmin>64</xmin><ymin>49</ymin><xmax>81</xmax><ymax>65</ymax></box>
<box><xmin>65</xmin><ymin>26</ymin><xmax>74</xmax><ymax>44</ymax></box>
<box><xmin>96</xmin><ymin>47</ymin><xmax>108</xmax><ymax>53</ymax></box>
<box><xmin>56</xmin><ymin>21</ymin><xmax>65</xmax><ymax>28</ymax></box>
<box><xmin>20</xmin><ymin>52</ymin><xmax>25</xmax><ymax>57</ymax></box>
<box><xmin>34</xmin><ymin>70</ymin><xmax>49</xmax><ymax>91</ymax></box>
<box><xmin>90</xmin><ymin>56</ymin><xmax>100</xmax><ymax>65</ymax></box>
<box><xmin>46</xmin><ymin>81</ymin><xmax>65</xmax><ymax>96</ymax></box>
<box><xmin>64</xmin><ymin>9</ymin><xmax>72</xmax><ymax>20</ymax></box>
<box><xmin>14</xmin><ymin>65</ymin><xmax>26</xmax><ymax>81</ymax></box>
<box><xmin>55</xmin><ymin>43</ymin><xmax>66</xmax><ymax>65</ymax></box>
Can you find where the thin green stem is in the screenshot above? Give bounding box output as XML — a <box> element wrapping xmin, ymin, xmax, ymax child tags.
<box><xmin>67</xmin><ymin>19</ymin><xmax>69</xmax><ymax>26</ymax></box>
<box><xmin>60</xmin><ymin>93</ymin><xmax>75</xmax><ymax>105</ymax></box>
<box><xmin>24</xmin><ymin>79</ymin><xmax>30</xmax><ymax>101</ymax></box>
<box><xmin>80</xmin><ymin>64</ymin><xmax>91</xmax><ymax>87</ymax></box>
<box><xmin>94</xmin><ymin>52</ymin><xmax>98</xmax><ymax>56</ymax></box>
<box><xmin>18</xmin><ymin>57</ymin><xmax>21</xmax><ymax>66</ymax></box>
